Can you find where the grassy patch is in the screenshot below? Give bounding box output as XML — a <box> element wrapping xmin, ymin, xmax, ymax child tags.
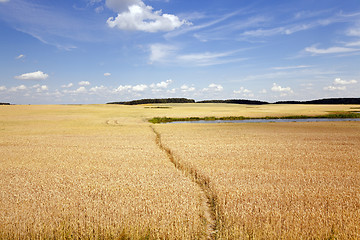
<box><xmin>149</xmin><ymin>112</ymin><xmax>360</xmax><ymax>124</ymax></box>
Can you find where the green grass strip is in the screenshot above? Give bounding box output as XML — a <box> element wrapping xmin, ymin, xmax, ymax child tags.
<box><xmin>149</xmin><ymin>112</ymin><xmax>360</xmax><ymax>124</ymax></box>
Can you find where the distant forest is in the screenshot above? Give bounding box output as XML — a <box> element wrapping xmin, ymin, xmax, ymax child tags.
<box><xmin>107</xmin><ymin>98</ymin><xmax>195</xmax><ymax>105</ymax></box>
<box><xmin>197</xmin><ymin>99</ymin><xmax>269</xmax><ymax>105</ymax></box>
<box><xmin>107</xmin><ymin>98</ymin><xmax>360</xmax><ymax>105</ymax></box>
<box><xmin>0</xmin><ymin>103</ymin><xmax>10</xmax><ymax>105</ymax></box>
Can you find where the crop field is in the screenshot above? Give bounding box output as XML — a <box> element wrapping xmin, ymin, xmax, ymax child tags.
<box><xmin>0</xmin><ymin>104</ymin><xmax>360</xmax><ymax>239</ymax></box>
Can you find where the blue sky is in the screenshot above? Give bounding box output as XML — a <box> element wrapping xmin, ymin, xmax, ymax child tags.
<box><xmin>0</xmin><ymin>0</ymin><xmax>359</xmax><ymax>104</ymax></box>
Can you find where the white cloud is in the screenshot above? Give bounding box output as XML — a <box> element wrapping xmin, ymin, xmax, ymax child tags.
<box><xmin>116</xmin><ymin>85</ymin><xmax>132</xmax><ymax>92</ymax></box>
<box><xmin>333</xmin><ymin>78</ymin><xmax>357</xmax><ymax>85</ymax></box>
<box><xmin>149</xmin><ymin>44</ymin><xmax>245</xmax><ymax>66</ymax></box>
<box><xmin>203</xmin><ymin>83</ymin><xmax>223</xmax><ymax>92</ymax></box>
<box><xmin>106</xmin><ymin>1</ymin><xmax>189</xmax><ymax>33</ymax></box>
<box><xmin>36</xmin><ymin>85</ymin><xmax>48</xmax><ymax>92</ymax></box>
<box><xmin>104</xmin><ymin>72</ymin><xmax>111</xmax><ymax>76</ymax></box>
<box><xmin>75</xmin><ymin>87</ymin><xmax>87</xmax><ymax>93</ymax></box>
<box><xmin>177</xmin><ymin>50</ymin><xmax>245</xmax><ymax>66</ymax></box>
<box><xmin>180</xmin><ymin>84</ymin><xmax>195</xmax><ymax>92</ymax></box>
<box><xmin>345</xmin><ymin>41</ymin><xmax>360</xmax><ymax>47</ymax></box>
<box><xmin>90</xmin><ymin>85</ymin><xmax>107</xmax><ymax>92</ymax></box>
<box><xmin>0</xmin><ymin>0</ymin><xmax>9</xmax><ymax>3</ymax></box>
<box><xmin>167</xmin><ymin>88</ymin><xmax>176</xmax><ymax>94</ymax></box>
<box><xmin>78</xmin><ymin>81</ymin><xmax>90</xmax><ymax>86</ymax></box>
<box><xmin>305</xmin><ymin>46</ymin><xmax>360</xmax><ymax>55</ymax></box>
<box><xmin>272</xmin><ymin>65</ymin><xmax>310</xmax><ymax>70</ymax></box>
<box><xmin>271</xmin><ymin>83</ymin><xmax>294</xmax><ymax>94</ymax></box>
<box><xmin>149</xmin><ymin>44</ymin><xmax>177</xmax><ymax>63</ymax></box>
<box><xmin>324</xmin><ymin>78</ymin><xmax>357</xmax><ymax>91</ymax></box>
<box><xmin>347</xmin><ymin>28</ymin><xmax>360</xmax><ymax>37</ymax></box>
<box><xmin>15</xmin><ymin>54</ymin><xmax>25</xmax><ymax>60</ymax></box>
<box><xmin>14</xmin><ymin>71</ymin><xmax>48</xmax><ymax>80</ymax></box>
<box><xmin>150</xmin><ymin>79</ymin><xmax>172</xmax><ymax>89</ymax></box>
<box><xmin>0</xmin><ymin>86</ymin><xmax>7</xmax><ymax>91</ymax></box>
<box><xmin>132</xmin><ymin>84</ymin><xmax>148</xmax><ymax>92</ymax></box>
<box><xmin>259</xmin><ymin>89</ymin><xmax>267</xmax><ymax>94</ymax></box>
<box><xmin>324</xmin><ymin>86</ymin><xmax>346</xmax><ymax>91</ymax></box>
<box><xmin>9</xmin><ymin>85</ymin><xmax>27</xmax><ymax>92</ymax></box>
<box><xmin>234</xmin><ymin>87</ymin><xmax>252</xmax><ymax>94</ymax></box>
<box><xmin>61</xmin><ymin>83</ymin><xmax>74</xmax><ymax>88</ymax></box>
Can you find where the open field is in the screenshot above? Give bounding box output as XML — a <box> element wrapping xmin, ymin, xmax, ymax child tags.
<box><xmin>154</xmin><ymin>122</ymin><xmax>360</xmax><ymax>239</ymax></box>
<box><xmin>0</xmin><ymin>103</ymin><xmax>360</xmax><ymax>239</ymax></box>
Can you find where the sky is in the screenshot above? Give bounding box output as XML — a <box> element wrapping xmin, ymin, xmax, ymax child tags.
<box><xmin>0</xmin><ymin>0</ymin><xmax>360</xmax><ymax>104</ymax></box>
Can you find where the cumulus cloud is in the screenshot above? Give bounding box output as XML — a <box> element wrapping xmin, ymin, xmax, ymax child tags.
<box><xmin>132</xmin><ymin>84</ymin><xmax>148</xmax><ymax>92</ymax></box>
<box><xmin>203</xmin><ymin>83</ymin><xmax>224</xmax><ymax>92</ymax></box>
<box><xmin>78</xmin><ymin>81</ymin><xmax>90</xmax><ymax>86</ymax></box>
<box><xmin>115</xmin><ymin>84</ymin><xmax>148</xmax><ymax>93</ymax></box>
<box><xmin>75</xmin><ymin>87</ymin><xmax>87</xmax><ymax>93</ymax></box>
<box><xmin>106</xmin><ymin>0</ymin><xmax>190</xmax><ymax>32</ymax></box>
<box><xmin>35</xmin><ymin>85</ymin><xmax>49</xmax><ymax>93</ymax></box>
<box><xmin>150</xmin><ymin>79</ymin><xmax>172</xmax><ymax>89</ymax></box>
<box><xmin>0</xmin><ymin>86</ymin><xmax>7</xmax><ymax>91</ymax></box>
<box><xmin>324</xmin><ymin>78</ymin><xmax>357</xmax><ymax>91</ymax></box>
<box><xmin>9</xmin><ymin>85</ymin><xmax>27</xmax><ymax>92</ymax></box>
<box><xmin>15</xmin><ymin>71</ymin><xmax>48</xmax><ymax>80</ymax></box>
<box><xmin>180</xmin><ymin>84</ymin><xmax>195</xmax><ymax>92</ymax></box>
<box><xmin>323</xmin><ymin>85</ymin><xmax>346</xmax><ymax>91</ymax></box>
<box><xmin>90</xmin><ymin>85</ymin><xmax>107</xmax><ymax>92</ymax></box>
<box><xmin>116</xmin><ymin>85</ymin><xmax>133</xmax><ymax>92</ymax></box>
<box><xmin>104</xmin><ymin>72</ymin><xmax>111</xmax><ymax>76</ymax></box>
<box><xmin>233</xmin><ymin>87</ymin><xmax>254</xmax><ymax>97</ymax></box>
<box><xmin>61</xmin><ymin>83</ymin><xmax>74</xmax><ymax>88</ymax></box>
<box><xmin>333</xmin><ymin>78</ymin><xmax>357</xmax><ymax>85</ymax></box>
<box><xmin>271</xmin><ymin>83</ymin><xmax>294</xmax><ymax>94</ymax></box>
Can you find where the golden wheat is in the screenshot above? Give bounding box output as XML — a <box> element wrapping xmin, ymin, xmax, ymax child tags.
<box><xmin>1</xmin><ymin>104</ymin><xmax>360</xmax><ymax>239</ymax></box>
<box><xmin>0</xmin><ymin>105</ymin><xmax>206</xmax><ymax>239</ymax></box>
<box><xmin>155</xmin><ymin>122</ymin><xmax>360</xmax><ymax>239</ymax></box>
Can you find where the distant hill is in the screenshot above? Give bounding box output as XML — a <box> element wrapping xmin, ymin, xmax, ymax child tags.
<box><xmin>0</xmin><ymin>103</ymin><xmax>10</xmax><ymax>105</ymax></box>
<box><xmin>197</xmin><ymin>99</ymin><xmax>269</xmax><ymax>105</ymax></box>
<box><xmin>107</xmin><ymin>98</ymin><xmax>195</xmax><ymax>105</ymax></box>
<box><xmin>274</xmin><ymin>98</ymin><xmax>360</xmax><ymax>104</ymax></box>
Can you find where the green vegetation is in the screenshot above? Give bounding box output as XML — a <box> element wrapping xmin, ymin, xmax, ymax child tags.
<box><xmin>149</xmin><ymin>111</ymin><xmax>360</xmax><ymax>124</ymax></box>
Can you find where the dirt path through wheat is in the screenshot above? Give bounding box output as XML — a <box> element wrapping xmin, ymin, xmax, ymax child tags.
<box><xmin>150</xmin><ymin>125</ymin><xmax>218</xmax><ymax>239</ymax></box>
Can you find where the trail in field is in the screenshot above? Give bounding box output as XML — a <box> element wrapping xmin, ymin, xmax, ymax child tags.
<box><xmin>150</xmin><ymin>125</ymin><xmax>218</xmax><ymax>240</ymax></box>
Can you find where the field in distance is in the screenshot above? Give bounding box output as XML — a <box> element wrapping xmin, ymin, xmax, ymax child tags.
<box><xmin>0</xmin><ymin>103</ymin><xmax>359</xmax><ymax>239</ymax></box>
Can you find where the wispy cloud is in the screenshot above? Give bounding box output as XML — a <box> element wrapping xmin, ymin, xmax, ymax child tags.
<box><xmin>271</xmin><ymin>65</ymin><xmax>311</xmax><ymax>70</ymax></box>
<box><xmin>165</xmin><ymin>10</ymin><xmax>241</xmax><ymax>39</ymax></box>
<box><xmin>305</xmin><ymin>45</ymin><xmax>360</xmax><ymax>55</ymax></box>
<box><xmin>0</xmin><ymin>0</ymin><xmax>104</xmax><ymax>49</ymax></box>
<box><xmin>149</xmin><ymin>44</ymin><xmax>247</xmax><ymax>66</ymax></box>
<box><xmin>15</xmin><ymin>54</ymin><xmax>25</xmax><ymax>60</ymax></box>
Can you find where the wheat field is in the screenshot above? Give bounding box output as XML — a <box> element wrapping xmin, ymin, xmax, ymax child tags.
<box><xmin>154</xmin><ymin>122</ymin><xmax>360</xmax><ymax>239</ymax></box>
<box><xmin>0</xmin><ymin>105</ymin><xmax>206</xmax><ymax>239</ymax></box>
<box><xmin>1</xmin><ymin>104</ymin><xmax>360</xmax><ymax>239</ymax></box>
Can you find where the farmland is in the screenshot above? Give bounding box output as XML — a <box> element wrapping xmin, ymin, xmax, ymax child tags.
<box><xmin>1</xmin><ymin>104</ymin><xmax>360</xmax><ymax>239</ymax></box>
